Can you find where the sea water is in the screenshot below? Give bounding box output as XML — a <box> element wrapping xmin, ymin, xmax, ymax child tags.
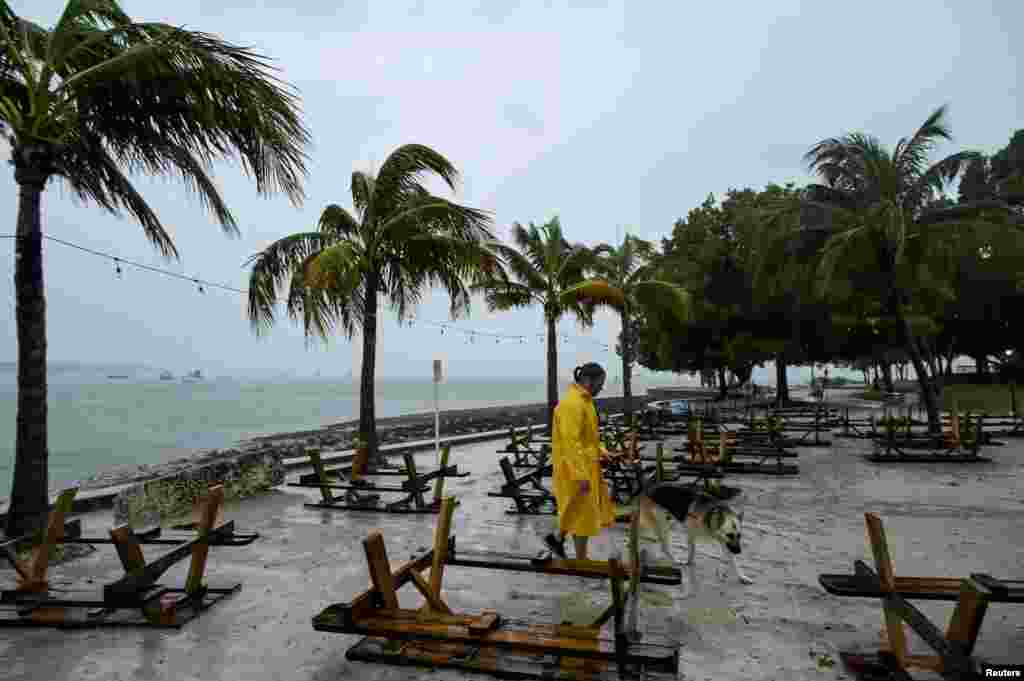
<box><xmin>0</xmin><ymin>364</ymin><xmax>666</xmax><ymax>497</ymax></box>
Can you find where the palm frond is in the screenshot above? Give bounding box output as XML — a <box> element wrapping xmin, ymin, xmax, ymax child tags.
<box><xmin>244</xmin><ymin>231</ymin><xmax>329</xmax><ymax>334</ymax></box>
<box><xmin>379</xmin><ymin>195</ymin><xmax>493</xmax><ymax>246</ymax></box>
<box><xmin>60</xmin><ymin>21</ymin><xmax>310</xmax><ymax>205</ymax></box>
<box><xmin>558</xmin><ymin>279</ymin><xmax>626</xmax><ymax>313</ymax></box>
<box><xmin>371</xmin><ymin>144</ymin><xmax>460</xmax><ymax>219</ymax></box>
<box><xmin>288</xmin><ymin>252</ymin><xmax>335</xmax><ymax>342</ymax></box>
<box><xmin>487</xmin><ymin>241</ymin><xmax>547</xmax><ymax>292</ymax></box>
<box><xmin>813</xmin><ymin>226</ymin><xmax>871</xmax><ymax>298</ymax></box>
<box><xmin>510</xmin><ymin>221</ymin><xmax>549</xmax><ymax>274</ymax></box>
<box><xmin>905</xmin><ymin>150</ymin><xmax>982</xmax><ymax>210</ymax></box>
<box><xmin>471</xmin><ymin>280</ymin><xmax>536</xmax><ymax>312</ymax></box>
<box><xmin>305</xmin><ymin>241</ymin><xmax>364</xmax><ymax>291</ymax></box>
<box><xmin>47</xmin><ymin>0</ymin><xmax>134</xmax><ymax>68</ymax></box>
<box><xmin>918</xmin><ymin>199</ymin><xmax>1024</xmax><ymax>227</ymax></box>
<box><xmin>58</xmin><ymin>132</ymin><xmax>177</xmax><ymax>257</ymax></box>
<box><xmin>0</xmin><ymin>8</ymin><xmax>50</xmax><ymax>78</ymax></box>
<box><xmin>556</xmin><ymin>244</ymin><xmax>595</xmax><ymax>289</ymax></box>
<box><xmin>895</xmin><ymin>105</ymin><xmax>953</xmax><ymax>178</ymax></box>
<box><xmin>350</xmin><ymin>170</ymin><xmax>374</xmax><ymax>221</ymax></box>
<box><xmin>633</xmin><ymin>279</ymin><xmax>691</xmax><ymax>324</ymax></box>
<box><xmin>318</xmin><ymin>203</ymin><xmax>361</xmax><ymax>241</ymax></box>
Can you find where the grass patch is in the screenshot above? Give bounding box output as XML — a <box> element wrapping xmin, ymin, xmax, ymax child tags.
<box><xmin>942</xmin><ymin>383</ymin><xmax>1019</xmax><ymax>415</ymax></box>
<box><xmin>124</xmin><ymin>460</ymin><xmax>275</xmax><ymax>528</ymax></box>
<box><xmin>854</xmin><ymin>389</ymin><xmax>886</xmax><ymax>401</ymax></box>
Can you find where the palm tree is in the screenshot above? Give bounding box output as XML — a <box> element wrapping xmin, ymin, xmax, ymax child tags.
<box><xmin>246</xmin><ymin>144</ymin><xmax>497</xmax><ymax>463</ymax></box>
<box><xmin>791</xmin><ymin>105</ymin><xmax>1023</xmax><ymax>434</ymax></box>
<box><xmin>472</xmin><ymin>217</ymin><xmax>616</xmax><ymax>430</ymax></box>
<box><xmin>572</xmin><ymin>233</ymin><xmax>690</xmax><ymax>426</ymax></box>
<box><xmin>0</xmin><ymin>1</ymin><xmax>310</xmax><ymax>536</ymax></box>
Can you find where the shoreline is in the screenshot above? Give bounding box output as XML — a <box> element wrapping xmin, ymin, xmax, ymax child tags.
<box><xmin>3</xmin><ymin>394</ymin><xmax>662</xmax><ymax>503</ymax></box>
<box><xmin>4</xmin><ymin>387</ymin><xmax>868</xmax><ymax>504</ymax></box>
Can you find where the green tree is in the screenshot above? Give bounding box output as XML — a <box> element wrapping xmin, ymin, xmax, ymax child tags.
<box><xmin>575</xmin><ymin>233</ymin><xmax>690</xmax><ymax>425</ymax></box>
<box><xmin>1</xmin><ymin>1</ymin><xmax>310</xmax><ymax>536</ymax></box>
<box><xmin>246</xmin><ymin>145</ymin><xmax>497</xmax><ymax>462</ymax></box>
<box><xmin>793</xmin><ymin>106</ymin><xmax>1023</xmax><ymax>433</ymax></box>
<box><xmin>472</xmin><ymin>217</ymin><xmax>611</xmax><ymax>430</ymax></box>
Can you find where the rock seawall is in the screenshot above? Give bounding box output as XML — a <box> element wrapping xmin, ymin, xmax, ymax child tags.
<box><xmin>112</xmin><ymin>446</ymin><xmax>286</xmax><ymax>527</ymax></box>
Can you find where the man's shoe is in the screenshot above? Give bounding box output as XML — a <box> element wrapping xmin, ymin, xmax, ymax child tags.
<box><xmin>544</xmin><ymin>532</ymin><xmax>568</xmax><ymax>560</ymax></box>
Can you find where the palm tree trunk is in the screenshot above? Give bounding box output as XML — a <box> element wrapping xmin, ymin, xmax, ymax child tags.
<box><xmin>546</xmin><ymin>315</ymin><xmax>558</xmax><ymax>433</ymax></box>
<box><xmin>881</xmin><ymin>361</ymin><xmax>894</xmax><ymax>393</ymax></box>
<box><xmin>621</xmin><ymin>308</ymin><xmax>633</xmax><ymax>427</ymax></box>
<box><xmin>774</xmin><ymin>355</ymin><xmax>790</xmax><ymax>406</ymax></box>
<box><xmin>6</xmin><ymin>176</ymin><xmax>50</xmax><ymax>538</ymax></box>
<box><xmin>358</xmin><ymin>274</ymin><xmax>380</xmax><ymax>462</ymax></box>
<box><xmin>716</xmin><ymin>367</ymin><xmax>728</xmax><ymax>400</ymax></box>
<box><xmin>973</xmin><ymin>354</ymin><xmax>988</xmax><ymax>375</ymax></box>
<box><xmin>903</xmin><ymin>318</ymin><xmax>942</xmax><ymax>435</ymax></box>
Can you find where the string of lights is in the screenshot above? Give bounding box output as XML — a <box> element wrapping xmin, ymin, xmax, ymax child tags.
<box><xmin>0</xmin><ymin>233</ymin><xmax>614</xmax><ymax>352</ymax></box>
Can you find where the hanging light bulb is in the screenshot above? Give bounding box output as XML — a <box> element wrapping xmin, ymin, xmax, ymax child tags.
<box><xmin>195</xmin><ymin>278</ymin><xmax>204</xmax><ymax>294</ymax></box>
<box><xmin>495</xmin><ymin>337</ymin><xmax>500</xmax><ymax>344</ymax></box>
<box><xmin>441</xmin><ymin>325</ymin><xmax>446</xmax><ymax>335</ymax></box>
<box><xmin>113</xmin><ymin>257</ymin><xmax>122</xmax><ymax>278</ymax></box>
<box><xmin>520</xmin><ymin>337</ymin><xmax>525</xmax><ymax>344</ymax></box>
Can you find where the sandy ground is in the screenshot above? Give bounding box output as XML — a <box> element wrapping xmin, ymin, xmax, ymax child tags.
<box><xmin>1</xmin><ymin>412</ymin><xmax>1022</xmax><ymax>681</ymax></box>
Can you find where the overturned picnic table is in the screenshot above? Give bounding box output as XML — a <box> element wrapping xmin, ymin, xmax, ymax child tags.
<box><xmin>818</xmin><ymin>512</ymin><xmax>1024</xmax><ymax>680</ymax></box>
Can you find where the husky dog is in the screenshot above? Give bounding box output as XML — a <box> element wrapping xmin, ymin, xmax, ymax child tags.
<box><xmin>633</xmin><ymin>482</ymin><xmax>753</xmax><ymax>584</ymax></box>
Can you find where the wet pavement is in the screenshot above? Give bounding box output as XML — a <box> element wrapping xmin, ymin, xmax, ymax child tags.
<box><xmin>1</xmin><ymin>418</ymin><xmax>1023</xmax><ymax>680</ymax></box>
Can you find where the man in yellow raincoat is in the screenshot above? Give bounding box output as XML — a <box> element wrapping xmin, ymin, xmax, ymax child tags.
<box><xmin>543</xmin><ymin>362</ymin><xmax>616</xmax><ymax>560</ymax></box>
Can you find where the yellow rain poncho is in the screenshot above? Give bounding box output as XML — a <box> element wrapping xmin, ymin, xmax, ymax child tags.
<box><xmin>551</xmin><ymin>383</ymin><xmax>616</xmax><ymax>538</ymax></box>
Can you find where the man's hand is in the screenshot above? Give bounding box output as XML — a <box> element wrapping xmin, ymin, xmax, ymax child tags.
<box><xmin>578</xmin><ymin>479</ymin><xmax>591</xmax><ymax>496</ymax></box>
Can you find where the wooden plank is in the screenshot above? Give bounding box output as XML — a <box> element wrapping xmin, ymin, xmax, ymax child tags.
<box><xmin>853</xmin><ymin>561</ymin><xmax>975</xmax><ymax>677</ymax></box>
<box><xmin>185</xmin><ymin>485</ymin><xmax>223</xmax><ymax>595</ymax></box>
<box><xmin>409</xmin><ymin>567</ymin><xmax>453</xmax><ymax>615</ymax></box>
<box><xmin>864</xmin><ymin>513</ymin><xmax>906</xmax><ymax>666</ymax></box>
<box><xmin>109</xmin><ymin>525</ymin><xmax>148</xmax><ymax>575</ymax></box>
<box><xmin>429</xmin><ymin>496</ymin><xmax>457</xmax><ymax>603</ymax></box>
<box><xmin>403</xmin><ymin>452</ymin><xmax>426</xmax><ymax>509</ymax></box>
<box><xmin>469</xmin><ymin>611</ymin><xmax>500</xmax><ymax>636</ymax></box>
<box><xmin>364</xmin><ymin>532</ymin><xmax>399</xmax><ymax>610</ymax></box>
<box><xmin>291</xmin><ymin>481</ymin><xmax>430</xmax><ymax>493</ymax></box>
<box><xmin>323</xmin><ymin>549</ymin><xmax>436</xmax><ymax>628</ymax></box>
<box><xmin>339</xmin><ymin>612</ymin><xmax>672</xmax><ymax>661</ymax></box>
<box><xmin>945</xmin><ymin>577</ymin><xmax>990</xmax><ymax>656</ymax></box>
<box><xmin>432</xmin><ymin>445</ymin><xmax>451</xmax><ymax>502</ymax></box>
<box><xmin>819</xmin><ymin>574</ymin><xmax>976</xmax><ymax>600</ymax></box>
<box><xmin>343</xmin><ymin>629</ymin><xmax>679</xmax><ymax>680</ymax></box>
<box><xmin>106</xmin><ymin>534</ymin><xmax>198</xmax><ymax>602</ymax></box>
<box><xmin>307</xmin><ymin>448</ymin><xmax>334</xmax><ymax>504</ymax></box>
<box><xmin>608</xmin><ymin>557</ymin><xmax>626</xmax><ymax>668</ymax></box>
<box><xmin>445</xmin><ymin>543</ymin><xmax>680</xmax><ymax>585</ymax></box>
<box><xmin>16</xmin><ymin>488</ymin><xmax>78</xmax><ymax>591</ymax></box>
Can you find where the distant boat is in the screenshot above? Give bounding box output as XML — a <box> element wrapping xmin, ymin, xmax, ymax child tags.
<box><xmin>107</xmin><ymin>374</ymin><xmax>129</xmax><ymax>379</ymax></box>
<box><xmin>159</xmin><ymin>370</ymin><xmax>174</xmax><ymax>380</ymax></box>
<box><xmin>183</xmin><ymin>369</ymin><xmax>203</xmax><ymax>381</ymax></box>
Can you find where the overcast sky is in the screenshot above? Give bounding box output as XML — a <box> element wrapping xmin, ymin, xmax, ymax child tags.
<box><xmin>1</xmin><ymin>0</ymin><xmax>1020</xmax><ymax>381</ymax></box>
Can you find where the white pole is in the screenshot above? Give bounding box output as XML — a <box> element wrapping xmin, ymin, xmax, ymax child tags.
<box><xmin>433</xmin><ymin>359</ymin><xmax>442</xmax><ymax>466</ymax></box>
